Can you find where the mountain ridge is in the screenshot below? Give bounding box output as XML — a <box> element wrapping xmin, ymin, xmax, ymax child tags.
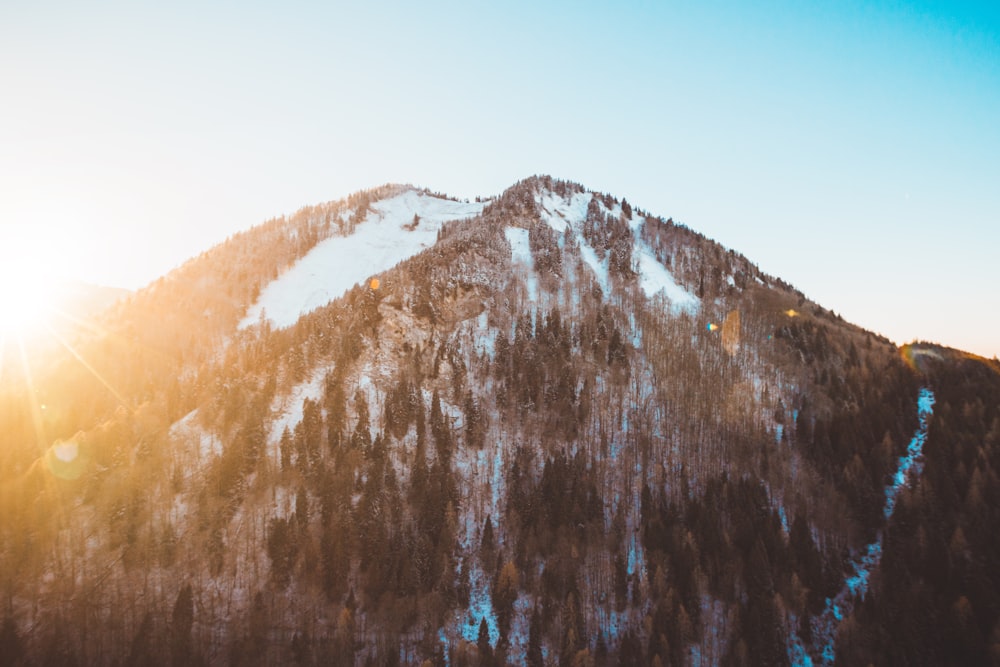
<box><xmin>0</xmin><ymin>176</ymin><xmax>997</xmax><ymax>665</ymax></box>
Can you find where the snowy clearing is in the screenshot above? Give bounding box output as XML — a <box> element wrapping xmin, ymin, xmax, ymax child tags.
<box><xmin>633</xmin><ymin>236</ymin><xmax>700</xmax><ymax>314</ymax></box>
<box><xmin>266</xmin><ymin>367</ymin><xmax>329</xmax><ymax>463</ymax></box>
<box><xmin>578</xmin><ymin>235</ymin><xmax>611</xmax><ymax>295</ymax></box>
<box><xmin>505</xmin><ymin>226</ymin><xmax>538</xmax><ymax>302</ymax></box>
<box><xmin>537</xmin><ymin>189</ymin><xmax>592</xmax><ymax>233</ymax></box>
<box><xmin>240</xmin><ymin>190</ymin><xmax>485</xmax><ymax>329</ymax></box>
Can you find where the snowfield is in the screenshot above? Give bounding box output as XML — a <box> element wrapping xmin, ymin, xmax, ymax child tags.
<box><xmin>240</xmin><ymin>190</ymin><xmax>485</xmax><ymax>329</ymax></box>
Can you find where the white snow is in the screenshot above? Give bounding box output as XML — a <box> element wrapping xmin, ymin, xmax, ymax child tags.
<box><xmin>578</xmin><ymin>236</ymin><xmax>611</xmax><ymax>295</ymax></box>
<box><xmin>505</xmin><ymin>226</ymin><xmax>538</xmax><ymax>301</ymax></box>
<box><xmin>240</xmin><ymin>190</ymin><xmax>485</xmax><ymax>329</ymax></box>
<box><xmin>170</xmin><ymin>409</ymin><xmax>222</xmax><ymax>460</ymax></box>
<box><xmin>267</xmin><ymin>367</ymin><xmax>328</xmax><ymax>462</ymax></box>
<box><xmin>272</xmin><ymin>486</ymin><xmax>295</xmax><ymax>520</ymax></box>
<box><xmin>537</xmin><ymin>189</ymin><xmax>695</xmax><ymax>312</ymax></box>
<box><xmin>536</xmin><ymin>190</ymin><xmax>614</xmax><ymax>294</ymax></box>
<box><xmin>633</xmin><ymin>235</ymin><xmax>700</xmax><ymax>315</ymax></box>
<box><xmin>537</xmin><ymin>190</ymin><xmax>592</xmax><ymax>233</ymax></box>
<box><xmin>473</xmin><ymin>310</ymin><xmax>496</xmax><ymax>359</ymax></box>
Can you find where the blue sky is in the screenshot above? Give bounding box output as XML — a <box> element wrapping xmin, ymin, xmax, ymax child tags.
<box><xmin>1</xmin><ymin>1</ymin><xmax>997</xmax><ymax>357</ymax></box>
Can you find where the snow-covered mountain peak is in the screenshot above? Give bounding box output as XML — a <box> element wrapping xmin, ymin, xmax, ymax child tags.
<box><xmin>7</xmin><ymin>175</ymin><xmax>995</xmax><ymax>666</ymax></box>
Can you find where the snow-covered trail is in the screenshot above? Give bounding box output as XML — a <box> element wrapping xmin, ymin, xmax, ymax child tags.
<box><xmin>789</xmin><ymin>388</ymin><xmax>936</xmax><ymax>666</ymax></box>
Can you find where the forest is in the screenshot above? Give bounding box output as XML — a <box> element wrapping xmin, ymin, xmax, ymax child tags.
<box><xmin>1</xmin><ymin>176</ymin><xmax>997</xmax><ymax>665</ymax></box>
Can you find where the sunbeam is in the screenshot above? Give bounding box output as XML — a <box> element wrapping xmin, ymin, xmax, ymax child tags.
<box><xmin>47</xmin><ymin>305</ymin><xmax>110</xmax><ymax>339</ymax></box>
<box><xmin>15</xmin><ymin>337</ymin><xmax>46</xmax><ymax>453</ymax></box>
<box><xmin>45</xmin><ymin>325</ymin><xmax>131</xmax><ymax>412</ymax></box>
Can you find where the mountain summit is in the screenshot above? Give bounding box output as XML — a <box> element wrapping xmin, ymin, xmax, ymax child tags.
<box><xmin>1</xmin><ymin>176</ymin><xmax>997</xmax><ymax>666</ymax></box>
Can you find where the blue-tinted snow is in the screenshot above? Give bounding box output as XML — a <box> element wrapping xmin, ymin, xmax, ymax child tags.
<box><xmin>884</xmin><ymin>388</ymin><xmax>935</xmax><ymax>519</ymax></box>
<box><xmin>788</xmin><ymin>389</ymin><xmax>935</xmax><ymax>666</ymax></box>
<box><xmin>778</xmin><ymin>506</ymin><xmax>789</xmax><ymax>534</ymax></box>
<box><xmin>460</xmin><ymin>562</ymin><xmax>499</xmax><ymax>646</ymax></box>
<box><xmin>438</xmin><ymin>628</ymin><xmax>450</xmax><ymax>667</ymax></box>
<box><xmin>506</xmin><ymin>593</ymin><xmax>534</xmax><ymax>664</ymax></box>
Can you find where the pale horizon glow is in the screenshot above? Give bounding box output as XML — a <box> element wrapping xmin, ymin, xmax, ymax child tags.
<box><xmin>0</xmin><ymin>254</ymin><xmax>62</xmax><ymax>336</ymax></box>
<box><xmin>1</xmin><ymin>1</ymin><xmax>997</xmax><ymax>358</ymax></box>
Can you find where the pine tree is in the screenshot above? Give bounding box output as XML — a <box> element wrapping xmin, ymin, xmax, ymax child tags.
<box><xmin>171</xmin><ymin>584</ymin><xmax>195</xmax><ymax>667</ymax></box>
<box><xmin>0</xmin><ymin>618</ymin><xmax>24</xmax><ymax>666</ymax></box>
<box><xmin>527</xmin><ymin>606</ymin><xmax>544</xmax><ymax>667</ymax></box>
<box><xmin>477</xmin><ymin>618</ymin><xmax>493</xmax><ymax>666</ymax></box>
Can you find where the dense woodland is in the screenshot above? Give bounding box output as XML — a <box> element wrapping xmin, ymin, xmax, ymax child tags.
<box><xmin>0</xmin><ymin>177</ymin><xmax>997</xmax><ymax>665</ymax></box>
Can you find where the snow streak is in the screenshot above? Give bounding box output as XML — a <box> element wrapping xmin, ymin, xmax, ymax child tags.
<box><xmin>241</xmin><ymin>191</ymin><xmax>484</xmax><ymax>329</ymax></box>
<box><xmin>788</xmin><ymin>388</ymin><xmax>936</xmax><ymax>666</ymax></box>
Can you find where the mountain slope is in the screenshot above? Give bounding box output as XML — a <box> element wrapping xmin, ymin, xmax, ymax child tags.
<box><xmin>0</xmin><ymin>176</ymin><xmax>996</xmax><ymax>666</ymax></box>
<box><xmin>240</xmin><ymin>188</ymin><xmax>486</xmax><ymax>329</ymax></box>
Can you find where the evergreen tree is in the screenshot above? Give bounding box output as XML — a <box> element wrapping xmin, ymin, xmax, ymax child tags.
<box><xmin>171</xmin><ymin>584</ymin><xmax>195</xmax><ymax>667</ymax></box>
<box><xmin>477</xmin><ymin>618</ymin><xmax>493</xmax><ymax>667</ymax></box>
<box><xmin>0</xmin><ymin>618</ymin><xmax>24</xmax><ymax>667</ymax></box>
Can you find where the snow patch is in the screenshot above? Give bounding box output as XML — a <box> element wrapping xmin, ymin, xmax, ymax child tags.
<box><xmin>267</xmin><ymin>368</ymin><xmax>328</xmax><ymax>462</ymax></box>
<box><xmin>506</xmin><ymin>226</ymin><xmax>538</xmax><ymax>301</ymax></box>
<box><xmin>241</xmin><ymin>190</ymin><xmax>485</xmax><ymax>329</ymax></box>
<box><xmin>536</xmin><ymin>190</ymin><xmax>592</xmax><ymax>233</ymax></box>
<box><xmin>577</xmin><ymin>236</ymin><xmax>611</xmax><ymax>295</ymax></box>
<box><xmin>170</xmin><ymin>409</ymin><xmax>222</xmax><ymax>460</ymax></box>
<box><xmin>633</xmin><ymin>235</ymin><xmax>700</xmax><ymax>315</ymax></box>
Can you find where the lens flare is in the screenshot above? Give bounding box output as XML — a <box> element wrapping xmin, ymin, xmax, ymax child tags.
<box><xmin>0</xmin><ymin>260</ymin><xmax>58</xmax><ymax>336</ymax></box>
<box><xmin>45</xmin><ymin>438</ymin><xmax>87</xmax><ymax>480</ymax></box>
<box><xmin>53</xmin><ymin>441</ymin><xmax>79</xmax><ymax>463</ymax></box>
<box><xmin>706</xmin><ymin>322</ymin><xmax>719</xmax><ymax>332</ymax></box>
<box><xmin>369</xmin><ymin>278</ymin><xmax>380</xmax><ymax>290</ymax></box>
<box><xmin>722</xmin><ymin>309</ymin><xmax>741</xmax><ymax>355</ymax></box>
<box><xmin>784</xmin><ymin>309</ymin><xmax>799</xmax><ymax>318</ymax></box>
<box><xmin>900</xmin><ymin>344</ymin><xmax>943</xmax><ymax>372</ymax></box>
<box><xmin>47</xmin><ymin>325</ymin><xmax>130</xmax><ymax>409</ymax></box>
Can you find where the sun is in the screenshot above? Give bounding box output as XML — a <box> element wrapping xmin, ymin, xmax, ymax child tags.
<box><xmin>0</xmin><ymin>257</ymin><xmax>60</xmax><ymax>337</ymax></box>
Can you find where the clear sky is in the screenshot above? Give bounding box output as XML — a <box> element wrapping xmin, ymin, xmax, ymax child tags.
<box><xmin>1</xmin><ymin>1</ymin><xmax>998</xmax><ymax>358</ymax></box>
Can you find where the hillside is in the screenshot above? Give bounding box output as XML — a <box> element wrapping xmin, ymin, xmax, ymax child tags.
<box><xmin>0</xmin><ymin>176</ymin><xmax>997</xmax><ymax>666</ymax></box>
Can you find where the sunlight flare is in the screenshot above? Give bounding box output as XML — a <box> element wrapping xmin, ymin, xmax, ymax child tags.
<box><xmin>45</xmin><ymin>438</ymin><xmax>87</xmax><ymax>480</ymax></box>
<box><xmin>15</xmin><ymin>337</ymin><xmax>46</xmax><ymax>450</ymax></box>
<box><xmin>0</xmin><ymin>257</ymin><xmax>61</xmax><ymax>336</ymax></box>
<box><xmin>46</xmin><ymin>325</ymin><xmax>130</xmax><ymax>410</ymax></box>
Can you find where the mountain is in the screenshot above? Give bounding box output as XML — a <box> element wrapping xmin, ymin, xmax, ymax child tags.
<box><xmin>0</xmin><ymin>176</ymin><xmax>997</xmax><ymax>666</ymax></box>
<box><xmin>57</xmin><ymin>280</ymin><xmax>131</xmax><ymax>321</ymax></box>
<box><xmin>0</xmin><ymin>279</ymin><xmax>129</xmax><ymax>378</ymax></box>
